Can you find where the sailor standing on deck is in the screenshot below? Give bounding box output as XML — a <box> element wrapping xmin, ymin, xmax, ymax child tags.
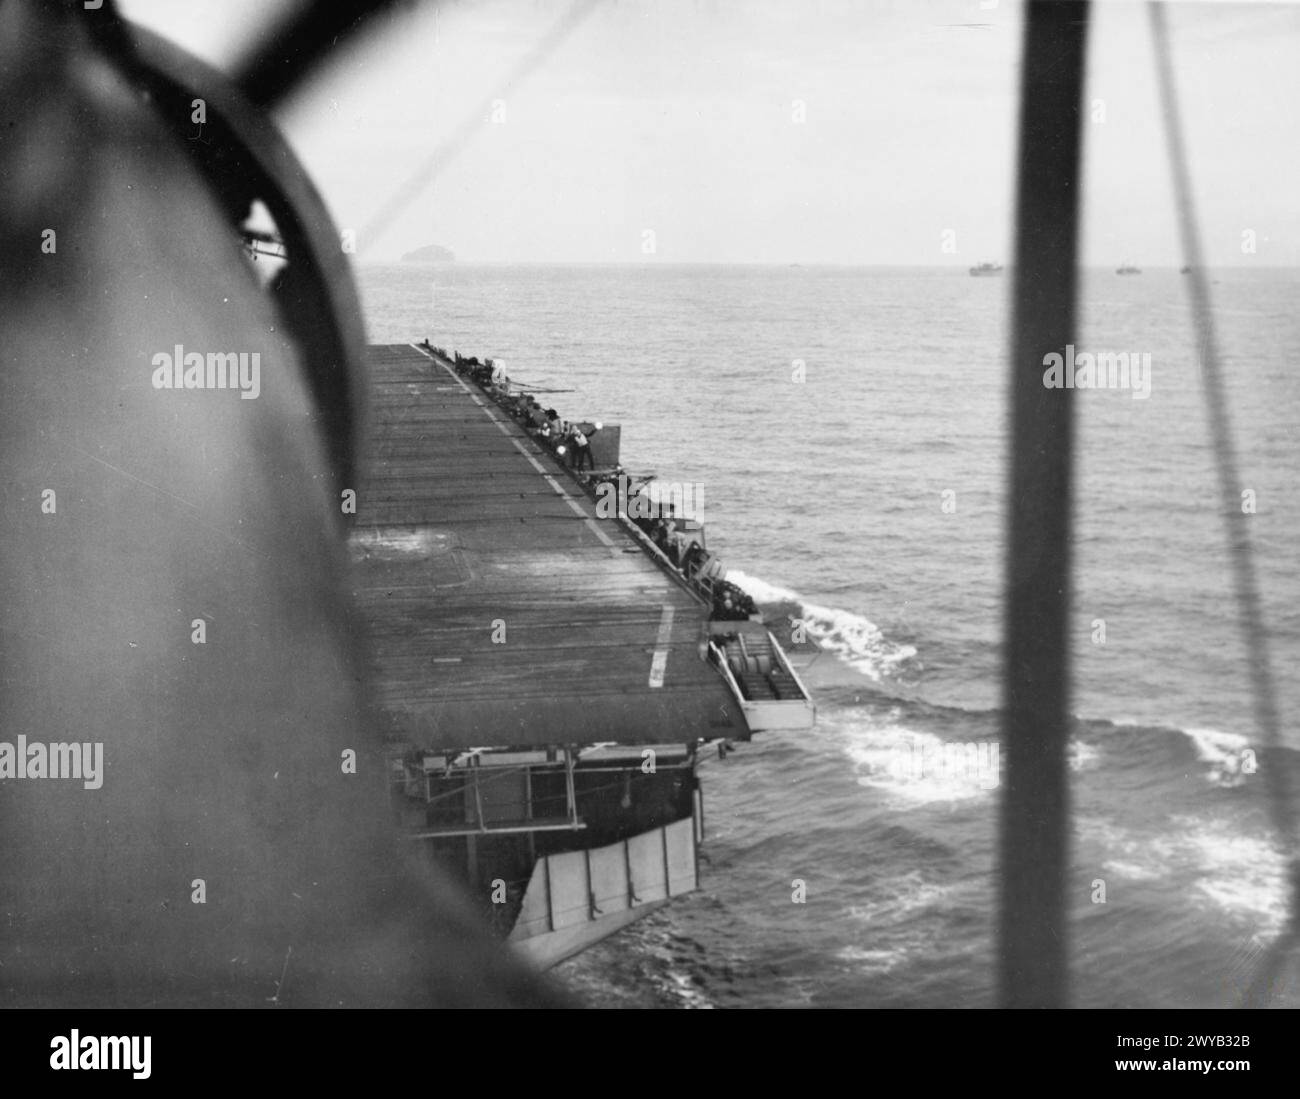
<box><xmin>571</xmin><ymin>421</ymin><xmax>600</xmax><ymax>471</ymax></box>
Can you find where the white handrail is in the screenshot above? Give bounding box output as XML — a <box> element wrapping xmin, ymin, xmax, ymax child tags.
<box><xmin>707</xmin><ymin>640</ymin><xmax>749</xmax><ymax>707</ymax></box>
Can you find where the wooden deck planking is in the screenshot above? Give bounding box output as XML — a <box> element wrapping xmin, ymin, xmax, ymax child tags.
<box><xmin>351</xmin><ymin>344</ymin><xmax>744</xmax><ymax>750</ymax></box>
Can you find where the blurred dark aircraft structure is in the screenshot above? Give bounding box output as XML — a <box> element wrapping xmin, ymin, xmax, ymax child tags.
<box><xmin>0</xmin><ymin>0</ymin><xmax>559</xmax><ymax>1007</ymax></box>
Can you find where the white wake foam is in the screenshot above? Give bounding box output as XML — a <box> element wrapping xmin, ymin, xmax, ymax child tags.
<box><xmin>834</xmin><ymin>945</ymin><xmax>908</xmax><ymax>975</ymax></box>
<box><xmin>1082</xmin><ymin>816</ymin><xmax>1288</xmax><ymax>933</ymax></box>
<box><xmin>1097</xmin><ymin>720</ymin><xmax>1256</xmax><ymax>786</ymax></box>
<box><xmin>1184</xmin><ymin>727</ymin><xmax>1254</xmax><ymax>787</ymax></box>
<box><xmin>840</xmin><ymin>714</ymin><xmax>998</xmax><ymax>804</ymax></box>
<box><xmin>836</xmin><ymin>709</ymin><xmax>1097</xmax><ymax>804</ymax></box>
<box><xmin>1070</xmin><ymin>741</ymin><xmax>1101</xmax><ymax>772</ymax></box>
<box><xmin>725</xmin><ymin>569</ymin><xmax>917</xmax><ymax>681</ymax></box>
<box><xmin>1179</xmin><ymin>818</ymin><xmax>1288</xmax><ymax>932</ymax></box>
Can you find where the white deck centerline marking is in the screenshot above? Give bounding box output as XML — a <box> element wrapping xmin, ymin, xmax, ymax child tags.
<box><xmin>648</xmin><ymin>604</ymin><xmax>674</xmax><ymax>688</ymax></box>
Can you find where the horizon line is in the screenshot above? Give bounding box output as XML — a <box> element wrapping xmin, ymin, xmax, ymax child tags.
<box><xmin>361</xmin><ymin>259</ymin><xmax>1300</xmax><ymax>269</ymax></box>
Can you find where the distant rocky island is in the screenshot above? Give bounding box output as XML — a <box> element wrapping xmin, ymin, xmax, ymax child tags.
<box><xmin>400</xmin><ymin>244</ymin><xmax>455</xmax><ymax>263</ymax></box>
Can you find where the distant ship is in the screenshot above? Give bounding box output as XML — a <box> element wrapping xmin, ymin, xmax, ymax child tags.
<box><xmin>1116</xmin><ymin>262</ymin><xmax>1141</xmax><ymax>275</ymax></box>
<box><xmin>1180</xmin><ymin>265</ymin><xmax>1192</xmax><ymax>274</ymax></box>
<box><xmin>969</xmin><ymin>261</ymin><xmax>1003</xmax><ymax>277</ymax></box>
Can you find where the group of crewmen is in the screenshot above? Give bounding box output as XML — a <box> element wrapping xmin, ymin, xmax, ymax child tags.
<box><xmin>441</xmin><ymin>348</ymin><xmax>600</xmax><ymax>471</ymax></box>
<box><xmin>437</xmin><ymin>343</ymin><xmax>760</xmax><ymax>623</ymax></box>
<box><xmin>514</xmin><ymin>397</ymin><xmax>600</xmax><ymax>472</ymax></box>
<box><xmin>584</xmin><ymin>473</ymin><xmax>758</xmax><ymax>621</ymax></box>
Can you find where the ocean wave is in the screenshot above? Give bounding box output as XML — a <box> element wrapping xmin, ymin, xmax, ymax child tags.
<box><xmin>840</xmin><ymin>872</ymin><xmax>975</xmax><ymax>981</ymax></box>
<box><xmin>723</xmin><ymin>575</ymin><xmax>1274</xmax><ymax>799</ymax></box>
<box><xmin>1101</xmin><ymin>859</ymin><xmax>1163</xmax><ymax>882</ymax></box>
<box><xmin>1177</xmin><ymin>818</ymin><xmax>1289</xmax><ymax>933</ymax></box>
<box><xmin>840</xmin><ymin>715</ymin><xmax>999</xmax><ymax>804</ymax></box>
<box><xmin>1082</xmin><ymin>818</ymin><xmax>1181</xmax><ymax>876</ymax></box>
<box><xmin>653</xmin><ymin>965</ymin><xmax>714</xmax><ymax>1010</ymax></box>
<box><xmin>1070</xmin><ymin>740</ymin><xmax>1101</xmax><ymax>772</ymax></box>
<box><xmin>834</xmin><ymin>945</ymin><xmax>908</xmax><ymax>975</ymax></box>
<box><xmin>834</xmin><ymin>709</ymin><xmax>1098</xmax><ymax>804</ymax></box>
<box><xmin>725</xmin><ymin>569</ymin><xmax>917</xmax><ymax>681</ymax></box>
<box><xmin>1183</xmin><ymin>727</ymin><xmax>1254</xmax><ymax>787</ymax></box>
<box><xmin>1082</xmin><ymin>718</ymin><xmax>1284</xmax><ymax>787</ymax></box>
<box><xmin>1082</xmin><ymin>816</ymin><xmax>1288</xmax><ymax>933</ymax></box>
<box><xmin>848</xmin><ymin>871</ymin><xmax>960</xmax><ymax>924</ymax></box>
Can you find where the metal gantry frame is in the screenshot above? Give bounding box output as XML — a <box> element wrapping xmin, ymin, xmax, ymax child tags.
<box><xmin>398</xmin><ymin>747</ymin><xmax>585</xmax><ymax>839</ymax></box>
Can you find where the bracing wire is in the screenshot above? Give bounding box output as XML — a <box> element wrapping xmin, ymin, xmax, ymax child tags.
<box><xmin>1147</xmin><ymin>0</ymin><xmax>1300</xmax><ymax>1007</ymax></box>
<box><xmin>357</xmin><ymin>0</ymin><xmax>602</xmax><ymax>256</ymax></box>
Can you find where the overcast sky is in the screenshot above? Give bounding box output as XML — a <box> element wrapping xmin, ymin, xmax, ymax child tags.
<box><xmin>121</xmin><ymin>0</ymin><xmax>1300</xmax><ymax>265</ymax></box>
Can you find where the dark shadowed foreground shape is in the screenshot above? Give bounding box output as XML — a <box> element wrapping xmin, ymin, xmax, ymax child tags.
<box><xmin>999</xmin><ymin>0</ymin><xmax>1090</xmax><ymax>1009</ymax></box>
<box><xmin>0</xmin><ymin>0</ymin><xmax>564</xmax><ymax>1007</ymax></box>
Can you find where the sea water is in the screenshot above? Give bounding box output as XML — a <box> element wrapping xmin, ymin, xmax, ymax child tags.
<box><xmin>360</xmin><ymin>262</ymin><xmax>1300</xmax><ymax>1008</ymax></box>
